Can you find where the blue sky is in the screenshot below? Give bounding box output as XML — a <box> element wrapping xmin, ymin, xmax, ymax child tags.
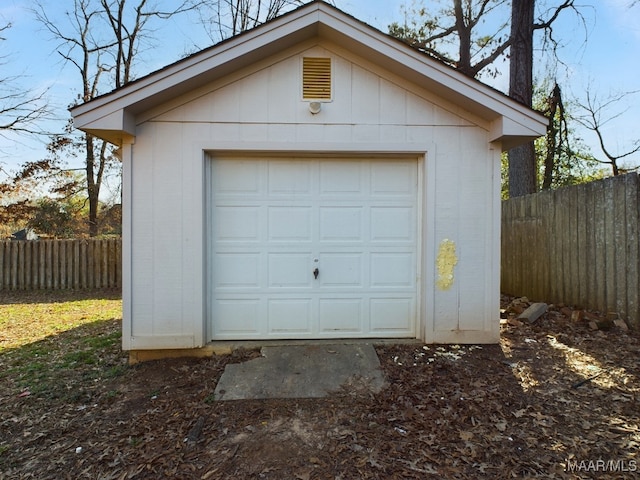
<box><xmin>1</xmin><ymin>0</ymin><xmax>639</xmax><ymax>175</ymax></box>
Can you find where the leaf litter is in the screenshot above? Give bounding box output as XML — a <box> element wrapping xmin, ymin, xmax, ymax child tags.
<box><xmin>0</xmin><ymin>293</ymin><xmax>639</xmax><ymax>479</ymax></box>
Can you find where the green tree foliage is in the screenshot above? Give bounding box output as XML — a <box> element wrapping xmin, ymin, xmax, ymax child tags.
<box><xmin>501</xmin><ymin>81</ymin><xmax>604</xmax><ymax>198</ymax></box>
<box><xmin>536</xmin><ymin>82</ymin><xmax>603</xmax><ymax>189</ymax></box>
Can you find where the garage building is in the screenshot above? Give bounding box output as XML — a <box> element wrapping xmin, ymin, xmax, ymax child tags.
<box><xmin>71</xmin><ymin>0</ymin><xmax>547</xmax><ymax>357</ymax></box>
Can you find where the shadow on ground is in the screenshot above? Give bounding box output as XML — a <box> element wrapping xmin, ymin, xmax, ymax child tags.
<box><xmin>0</xmin><ymin>288</ymin><xmax>122</xmax><ymax>305</ymax></box>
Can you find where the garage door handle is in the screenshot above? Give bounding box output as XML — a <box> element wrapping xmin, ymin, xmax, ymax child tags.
<box><xmin>313</xmin><ymin>268</ymin><xmax>319</xmax><ymax>280</ymax></box>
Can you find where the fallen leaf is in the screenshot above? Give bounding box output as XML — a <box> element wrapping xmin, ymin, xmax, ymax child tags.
<box><xmin>295</xmin><ymin>470</ymin><xmax>311</xmax><ymax>480</ymax></box>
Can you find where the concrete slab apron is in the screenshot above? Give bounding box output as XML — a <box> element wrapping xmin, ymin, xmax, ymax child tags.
<box><xmin>214</xmin><ymin>344</ymin><xmax>387</xmax><ymax>401</ymax></box>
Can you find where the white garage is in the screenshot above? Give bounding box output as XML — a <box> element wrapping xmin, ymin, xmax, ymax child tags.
<box><xmin>70</xmin><ymin>1</ymin><xmax>547</xmax><ymax>358</ymax></box>
<box><xmin>209</xmin><ymin>156</ymin><xmax>419</xmax><ymax>340</ymax></box>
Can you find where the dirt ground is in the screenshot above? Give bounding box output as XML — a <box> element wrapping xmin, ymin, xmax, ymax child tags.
<box><xmin>1</xmin><ymin>296</ymin><xmax>640</xmax><ymax>479</ymax></box>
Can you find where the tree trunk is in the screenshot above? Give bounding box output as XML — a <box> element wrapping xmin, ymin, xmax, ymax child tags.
<box><xmin>542</xmin><ymin>84</ymin><xmax>563</xmax><ymax>190</ymax></box>
<box><xmin>507</xmin><ymin>0</ymin><xmax>537</xmax><ymax>197</ymax></box>
<box><xmin>454</xmin><ymin>0</ymin><xmax>473</xmax><ymax>76</ymax></box>
<box><xmin>86</xmin><ymin>134</ymin><xmax>99</xmax><ymax>237</ymax></box>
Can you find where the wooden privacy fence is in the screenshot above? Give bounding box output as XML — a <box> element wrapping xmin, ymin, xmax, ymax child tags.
<box><xmin>0</xmin><ymin>238</ymin><xmax>121</xmax><ymax>290</ymax></box>
<box><xmin>501</xmin><ymin>172</ymin><xmax>640</xmax><ymax>328</ymax></box>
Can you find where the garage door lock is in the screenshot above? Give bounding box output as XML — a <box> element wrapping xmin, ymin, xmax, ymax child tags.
<box><xmin>313</xmin><ymin>268</ymin><xmax>319</xmax><ymax>280</ymax></box>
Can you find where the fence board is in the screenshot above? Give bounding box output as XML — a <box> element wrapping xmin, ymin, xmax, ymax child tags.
<box><xmin>80</xmin><ymin>240</ymin><xmax>87</xmax><ymax>289</ymax></box>
<box><xmin>626</xmin><ymin>174</ymin><xmax>640</xmax><ymax>328</ymax></box>
<box><xmin>585</xmin><ymin>181</ymin><xmax>597</xmax><ymax>310</ymax></box>
<box><xmin>603</xmin><ymin>177</ymin><xmax>616</xmax><ymax>313</ymax></box>
<box><xmin>567</xmin><ymin>186</ymin><xmax>579</xmax><ymax>303</ymax></box>
<box><xmin>0</xmin><ymin>238</ymin><xmax>121</xmax><ymax>291</ymax></box>
<box><xmin>613</xmin><ymin>175</ymin><xmax>627</xmax><ymax>316</ymax></box>
<box><xmin>73</xmin><ymin>241</ymin><xmax>80</xmax><ymax>290</ymax></box>
<box><xmin>551</xmin><ymin>189</ymin><xmax>564</xmax><ymax>303</ymax></box>
<box><xmin>576</xmin><ymin>184</ymin><xmax>587</xmax><ymax>305</ymax></box>
<box><xmin>502</xmin><ymin>173</ymin><xmax>640</xmax><ymax>329</ymax></box>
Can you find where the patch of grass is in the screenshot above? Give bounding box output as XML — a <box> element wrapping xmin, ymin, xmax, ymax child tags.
<box><xmin>62</xmin><ymin>350</ymin><xmax>98</xmax><ymax>367</ymax></box>
<box><xmin>0</xmin><ymin>290</ymin><xmax>127</xmax><ymax>403</ymax></box>
<box><xmin>105</xmin><ymin>389</ymin><xmax>120</xmax><ymax>399</ymax></box>
<box><xmin>129</xmin><ymin>437</ymin><xmax>142</xmax><ymax>447</ymax></box>
<box><xmin>84</xmin><ymin>330</ymin><xmax>121</xmax><ymax>349</ymax></box>
<box><xmin>104</xmin><ymin>365</ymin><xmax>127</xmax><ymax>378</ymax></box>
<box><xmin>0</xmin><ymin>290</ymin><xmax>122</xmax><ymax>352</ymax></box>
<box><xmin>204</xmin><ymin>393</ymin><xmax>216</xmax><ymax>404</ymax></box>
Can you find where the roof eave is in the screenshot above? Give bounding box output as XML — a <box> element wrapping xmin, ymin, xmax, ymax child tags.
<box><xmin>489</xmin><ymin>114</ymin><xmax>548</xmax><ymax>151</ymax></box>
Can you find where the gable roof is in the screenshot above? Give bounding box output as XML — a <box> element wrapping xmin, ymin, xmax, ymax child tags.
<box><xmin>70</xmin><ymin>0</ymin><xmax>547</xmax><ymax>150</ymax></box>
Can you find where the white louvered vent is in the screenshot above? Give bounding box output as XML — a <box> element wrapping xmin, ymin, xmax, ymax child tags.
<box><xmin>302</xmin><ymin>57</ymin><xmax>332</xmax><ymax>100</ymax></box>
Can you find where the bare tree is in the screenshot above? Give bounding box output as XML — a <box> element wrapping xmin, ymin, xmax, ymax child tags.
<box><xmin>1</xmin><ymin>22</ymin><xmax>54</xmax><ymax>229</ymax></box>
<box><xmin>32</xmin><ymin>0</ymin><xmax>198</xmax><ymax>236</ymax></box>
<box><xmin>389</xmin><ymin>0</ymin><xmax>510</xmax><ymax>78</ymax></box>
<box><xmin>100</xmin><ymin>0</ymin><xmax>201</xmax><ymax>87</ymax></box>
<box><xmin>574</xmin><ymin>88</ymin><xmax>640</xmax><ymax>176</ymax></box>
<box><xmin>199</xmin><ymin>0</ymin><xmax>309</xmax><ymax>41</ymax></box>
<box><xmin>0</xmin><ymin>22</ymin><xmax>50</xmax><ymax>143</ymax></box>
<box><xmin>507</xmin><ymin>0</ymin><xmax>579</xmax><ymax>197</ymax></box>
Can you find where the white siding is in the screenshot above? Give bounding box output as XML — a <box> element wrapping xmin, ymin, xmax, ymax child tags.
<box><xmin>125</xmin><ymin>41</ymin><xmax>500</xmax><ymax>349</ymax></box>
<box><xmin>152</xmin><ymin>44</ymin><xmax>479</xmax><ymax>133</ymax></box>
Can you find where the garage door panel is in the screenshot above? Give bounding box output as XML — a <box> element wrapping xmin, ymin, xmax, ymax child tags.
<box><xmin>370</xmin><ymin>298</ymin><xmax>414</xmax><ymax>333</ymax></box>
<box><xmin>319</xmin><ymin>161</ymin><xmax>362</xmax><ymax>195</ymax></box>
<box><xmin>268</xmin><ymin>253</ymin><xmax>313</xmax><ymax>288</ymax></box>
<box><xmin>318</xmin><ymin>253</ymin><xmax>362</xmax><ymax>286</ymax></box>
<box><xmin>213</xmin><ymin>160</ymin><xmax>261</xmax><ymax>195</ymax></box>
<box><xmin>319</xmin><ymin>207</ymin><xmax>363</xmax><ymax>241</ymax></box>
<box><xmin>370</xmin><ymin>253</ymin><xmax>415</xmax><ymax>287</ymax></box>
<box><xmin>215</xmin><ymin>299</ymin><xmax>261</xmax><ymax>335</ymax></box>
<box><xmin>268</xmin><ymin>207</ymin><xmax>312</xmax><ymax>241</ymax></box>
<box><xmin>268</xmin><ymin>161</ymin><xmax>312</xmax><ymax>194</ymax></box>
<box><xmin>214</xmin><ymin>206</ymin><xmax>261</xmax><ymax>242</ymax></box>
<box><xmin>268</xmin><ymin>299</ymin><xmax>312</xmax><ymax>333</ymax></box>
<box><xmin>319</xmin><ymin>298</ymin><xmax>362</xmax><ymax>332</ymax></box>
<box><xmin>371</xmin><ymin>163</ymin><xmax>415</xmax><ymax>196</ymax></box>
<box><xmin>370</xmin><ymin>207</ymin><xmax>415</xmax><ymax>241</ymax></box>
<box><xmin>214</xmin><ymin>253</ymin><xmax>261</xmax><ymax>288</ymax></box>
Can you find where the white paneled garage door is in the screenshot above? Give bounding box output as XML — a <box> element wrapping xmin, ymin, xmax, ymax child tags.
<box><xmin>208</xmin><ymin>156</ymin><xmax>419</xmax><ymax>340</ymax></box>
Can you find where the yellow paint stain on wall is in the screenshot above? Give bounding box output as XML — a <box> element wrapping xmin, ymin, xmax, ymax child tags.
<box><xmin>436</xmin><ymin>239</ymin><xmax>458</xmax><ymax>290</ymax></box>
